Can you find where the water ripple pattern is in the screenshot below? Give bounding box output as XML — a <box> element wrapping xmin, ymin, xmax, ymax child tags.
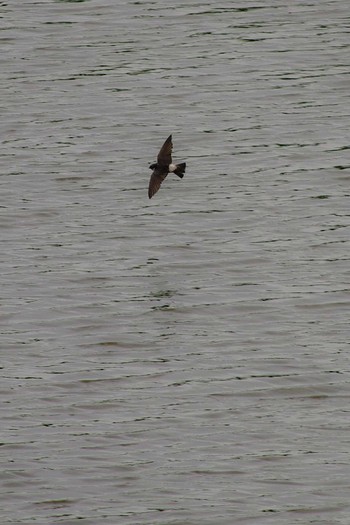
<box><xmin>1</xmin><ymin>1</ymin><xmax>350</xmax><ymax>524</ymax></box>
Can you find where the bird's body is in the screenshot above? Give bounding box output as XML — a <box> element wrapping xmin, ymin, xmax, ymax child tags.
<box><xmin>148</xmin><ymin>135</ymin><xmax>186</xmax><ymax>198</ymax></box>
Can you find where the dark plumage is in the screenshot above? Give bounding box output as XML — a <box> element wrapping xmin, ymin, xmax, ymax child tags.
<box><xmin>148</xmin><ymin>135</ymin><xmax>186</xmax><ymax>199</ymax></box>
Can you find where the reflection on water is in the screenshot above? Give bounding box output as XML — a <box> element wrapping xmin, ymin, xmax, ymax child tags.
<box><xmin>1</xmin><ymin>0</ymin><xmax>350</xmax><ymax>524</ymax></box>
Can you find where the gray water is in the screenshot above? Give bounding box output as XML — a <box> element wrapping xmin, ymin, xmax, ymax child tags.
<box><xmin>1</xmin><ymin>1</ymin><xmax>350</xmax><ymax>524</ymax></box>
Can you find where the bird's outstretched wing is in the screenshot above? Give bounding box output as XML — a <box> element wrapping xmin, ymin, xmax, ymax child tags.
<box><xmin>148</xmin><ymin>169</ymin><xmax>167</xmax><ymax>199</ymax></box>
<box><xmin>157</xmin><ymin>135</ymin><xmax>172</xmax><ymax>166</ymax></box>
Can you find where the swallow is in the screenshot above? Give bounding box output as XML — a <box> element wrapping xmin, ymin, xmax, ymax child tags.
<box><xmin>148</xmin><ymin>134</ymin><xmax>186</xmax><ymax>199</ymax></box>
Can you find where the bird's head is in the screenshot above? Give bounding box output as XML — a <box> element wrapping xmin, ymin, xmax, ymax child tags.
<box><xmin>149</xmin><ymin>163</ymin><xmax>157</xmax><ymax>170</ymax></box>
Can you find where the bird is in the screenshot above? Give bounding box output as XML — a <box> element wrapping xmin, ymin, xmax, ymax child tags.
<box><xmin>148</xmin><ymin>135</ymin><xmax>186</xmax><ymax>199</ymax></box>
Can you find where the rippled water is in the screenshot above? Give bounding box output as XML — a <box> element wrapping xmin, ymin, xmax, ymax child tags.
<box><xmin>1</xmin><ymin>1</ymin><xmax>350</xmax><ymax>524</ymax></box>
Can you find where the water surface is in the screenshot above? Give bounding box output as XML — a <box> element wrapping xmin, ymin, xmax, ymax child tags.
<box><xmin>1</xmin><ymin>1</ymin><xmax>350</xmax><ymax>524</ymax></box>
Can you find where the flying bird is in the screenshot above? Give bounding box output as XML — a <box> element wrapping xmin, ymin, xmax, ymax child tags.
<box><xmin>148</xmin><ymin>135</ymin><xmax>186</xmax><ymax>199</ymax></box>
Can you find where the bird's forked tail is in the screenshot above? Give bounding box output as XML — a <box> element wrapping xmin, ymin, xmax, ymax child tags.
<box><xmin>174</xmin><ymin>162</ymin><xmax>186</xmax><ymax>179</ymax></box>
